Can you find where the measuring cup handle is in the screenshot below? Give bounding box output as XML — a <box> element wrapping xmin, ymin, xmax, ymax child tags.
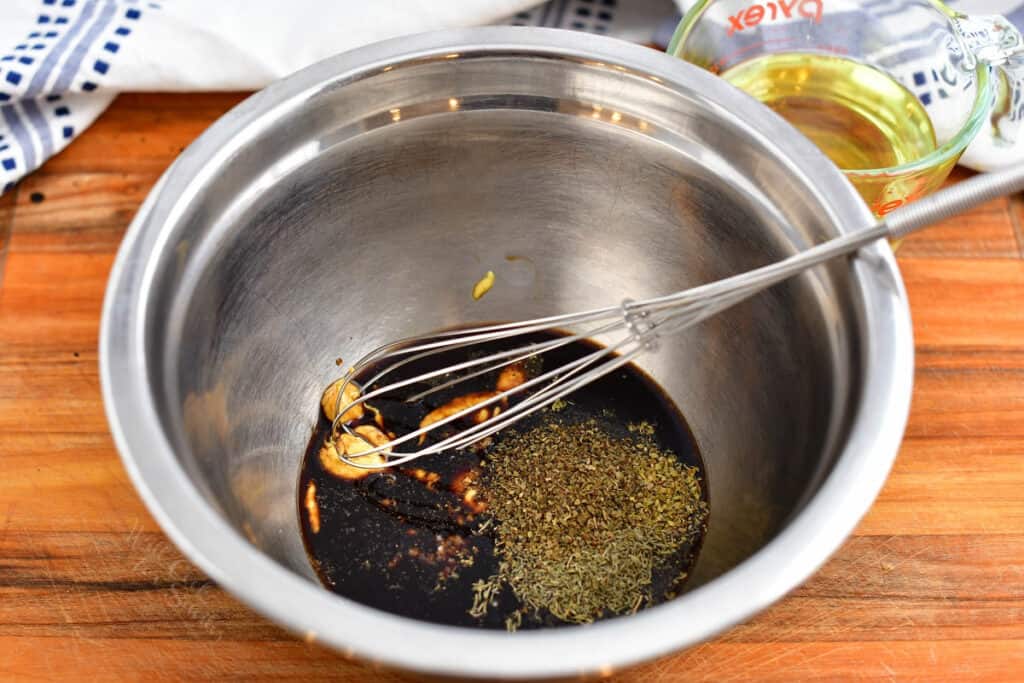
<box><xmin>992</xmin><ymin>58</ymin><xmax>1024</xmax><ymax>146</ymax></box>
<box><xmin>950</xmin><ymin>13</ymin><xmax>1024</xmax><ymax>147</ymax></box>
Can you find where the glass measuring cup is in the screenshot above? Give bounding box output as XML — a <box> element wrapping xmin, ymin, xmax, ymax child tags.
<box><xmin>668</xmin><ymin>0</ymin><xmax>1024</xmax><ymax>217</ymax></box>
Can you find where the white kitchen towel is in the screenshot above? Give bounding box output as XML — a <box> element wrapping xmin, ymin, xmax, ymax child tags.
<box><xmin>0</xmin><ymin>0</ymin><xmax>1019</xmax><ymax>195</ymax></box>
<box><xmin>0</xmin><ymin>0</ymin><xmax>547</xmax><ymax>194</ymax></box>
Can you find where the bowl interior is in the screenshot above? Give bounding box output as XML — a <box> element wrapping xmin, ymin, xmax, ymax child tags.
<box><xmin>147</xmin><ymin>49</ymin><xmax>866</xmax><ymax>604</ymax></box>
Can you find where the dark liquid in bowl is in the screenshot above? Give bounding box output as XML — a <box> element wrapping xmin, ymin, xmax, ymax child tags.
<box><xmin>298</xmin><ymin>331</ymin><xmax>708</xmax><ymax>630</ymax></box>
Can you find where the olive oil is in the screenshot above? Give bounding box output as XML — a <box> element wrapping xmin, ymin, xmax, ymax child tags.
<box><xmin>722</xmin><ymin>52</ymin><xmax>937</xmax><ymax>171</ymax></box>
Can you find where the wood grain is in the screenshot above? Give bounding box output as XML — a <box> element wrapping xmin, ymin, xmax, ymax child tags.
<box><xmin>1</xmin><ymin>93</ymin><xmax>1023</xmax><ymax>681</ymax></box>
<box><xmin>10</xmin><ymin>173</ymin><xmax>159</xmax><ymax>253</ymax></box>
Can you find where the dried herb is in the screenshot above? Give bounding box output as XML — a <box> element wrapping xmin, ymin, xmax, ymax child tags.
<box><xmin>476</xmin><ymin>418</ymin><xmax>707</xmax><ymax>626</ymax></box>
<box><xmin>469</xmin><ymin>572</ymin><xmax>503</xmax><ymax>619</ymax></box>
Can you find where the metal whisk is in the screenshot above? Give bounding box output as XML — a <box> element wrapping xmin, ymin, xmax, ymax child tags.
<box><xmin>333</xmin><ymin>164</ymin><xmax>1024</xmax><ymax>468</ymax></box>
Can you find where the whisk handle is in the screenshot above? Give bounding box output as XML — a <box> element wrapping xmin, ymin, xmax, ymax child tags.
<box><xmin>637</xmin><ymin>165</ymin><xmax>1024</xmax><ymax>330</ymax></box>
<box><xmin>884</xmin><ymin>163</ymin><xmax>1024</xmax><ymax>240</ymax></box>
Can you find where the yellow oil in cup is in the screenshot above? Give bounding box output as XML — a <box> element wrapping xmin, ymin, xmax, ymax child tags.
<box><xmin>722</xmin><ymin>53</ymin><xmax>937</xmax><ymax>174</ymax></box>
<box><xmin>668</xmin><ymin>0</ymin><xmax>1024</xmax><ymax>233</ymax></box>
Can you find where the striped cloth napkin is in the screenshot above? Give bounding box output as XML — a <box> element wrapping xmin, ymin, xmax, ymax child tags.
<box><xmin>0</xmin><ymin>0</ymin><xmax>1020</xmax><ymax>195</ymax></box>
<box><xmin>0</xmin><ymin>0</ymin><xmax>544</xmax><ymax>194</ymax></box>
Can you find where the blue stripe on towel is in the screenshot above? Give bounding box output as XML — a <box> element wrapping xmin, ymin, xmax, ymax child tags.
<box><xmin>25</xmin><ymin>0</ymin><xmax>99</xmax><ymax>97</ymax></box>
<box><xmin>1</xmin><ymin>104</ymin><xmax>35</xmax><ymax>171</ymax></box>
<box><xmin>20</xmin><ymin>98</ymin><xmax>53</xmax><ymax>158</ymax></box>
<box><xmin>52</xmin><ymin>0</ymin><xmax>116</xmax><ymax>93</ymax></box>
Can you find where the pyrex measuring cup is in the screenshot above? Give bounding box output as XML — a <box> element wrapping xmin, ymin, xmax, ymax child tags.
<box><xmin>668</xmin><ymin>0</ymin><xmax>1024</xmax><ymax>216</ymax></box>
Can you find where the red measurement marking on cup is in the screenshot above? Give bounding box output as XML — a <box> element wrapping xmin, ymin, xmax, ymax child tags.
<box><xmin>727</xmin><ymin>0</ymin><xmax>823</xmax><ymax>35</ymax></box>
<box><xmin>714</xmin><ymin>37</ymin><xmax>796</xmax><ymax>70</ymax></box>
<box><xmin>869</xmin><ymin>178</ymin><xmax>933</xmax><ymax>216</ymax></box>
<box><xmin>872</xmin><ymin>194</ymin><xmax>921</xmax><ymax>216</ymax></box>
<box><xmin>713</xmin><ymin>41</ymin><xmax>848</xmax><ymax>72</ymax></box>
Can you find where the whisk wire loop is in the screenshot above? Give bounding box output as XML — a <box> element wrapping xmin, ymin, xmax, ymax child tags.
<box><xmin>327</xmin><ymin>164</ymin><xmax>1024</xmax><ymax>470</ymax></box>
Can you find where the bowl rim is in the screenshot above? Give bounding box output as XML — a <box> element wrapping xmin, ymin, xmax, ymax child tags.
<box><xmin>100</xmin><ymin>26</ymin><xmax>913</xmax><ymax>680</ymax></box>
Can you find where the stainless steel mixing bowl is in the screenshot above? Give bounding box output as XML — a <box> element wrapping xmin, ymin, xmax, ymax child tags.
<box><xmin>101</xmin><ymin>27</ymin><xmax>913</xmax><ymax>680</ymax></box>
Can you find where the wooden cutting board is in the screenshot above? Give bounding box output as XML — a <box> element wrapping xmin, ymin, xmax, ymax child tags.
<box><xmin>1</xmin><ymin>93</ymin><xmax>1022</xmax><ymax>681</ymax></box>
